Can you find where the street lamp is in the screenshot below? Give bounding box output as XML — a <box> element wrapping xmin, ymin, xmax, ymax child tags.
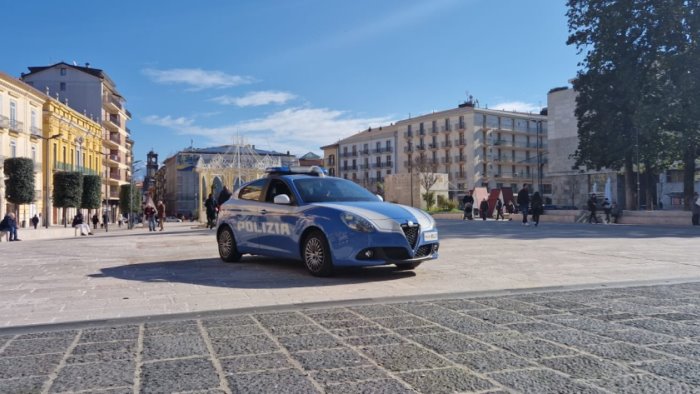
<box><xmin>129</xmin><ymin>160</ymin><xmax>142</xmax><ymax>229</ymax></box>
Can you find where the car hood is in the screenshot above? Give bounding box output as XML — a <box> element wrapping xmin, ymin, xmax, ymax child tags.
<box><xmin>312</xmin><ymin>201</ymin><xmax>434</xmax><ymax>231</ymax></box>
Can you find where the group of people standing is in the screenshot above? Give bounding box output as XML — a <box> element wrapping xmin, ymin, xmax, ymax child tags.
<box><xmin>144</xmin><ymin>200</ymin><xmax>167</xmax><ymax>232</ymax></box>
<box><xmin>204</xmin><ymin>186</ymin><xmax>232</xmax><ymax>229</ymax></box>
<box><xmin>462</xmin><ymin>184</ymin><xmax>543</xmax><ymax>226</ymax></box>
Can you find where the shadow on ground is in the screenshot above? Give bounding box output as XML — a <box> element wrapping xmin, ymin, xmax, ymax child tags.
<box><xmin>90</xmin><ymin>256</ymin><xmax>416</xmax><ymax>289</ymax></box>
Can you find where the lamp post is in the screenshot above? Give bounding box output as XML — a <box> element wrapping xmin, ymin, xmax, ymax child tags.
<box><xmin>537</xmin><ymin>120</ymin><xmax>543</xmax><ymax>194</ymax></box>
<box><xmin>129</xmin><ymin>160</ymin><xmax>142</xmax><ymax>229</ymax></box>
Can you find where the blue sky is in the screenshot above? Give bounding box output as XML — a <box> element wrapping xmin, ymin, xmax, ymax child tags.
<box><xmin>4</xmin><ymin>0</ymin><xmax>580</xmax><ymax>165</ymax></box>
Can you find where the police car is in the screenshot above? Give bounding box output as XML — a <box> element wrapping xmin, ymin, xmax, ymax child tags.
<box><xmin>216</xmin><ymin>166</ymin><xmax>439</xmax><ymax>276</ymax></box>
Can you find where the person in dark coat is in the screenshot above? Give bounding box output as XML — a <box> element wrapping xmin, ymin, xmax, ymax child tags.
<box><xmin>91</xmin><ymin>213</ymin><xmax>99</xmax><ymax>229</ymax></box>
<box><xmin>462</xmin><ymin>191</ymin><xmax>474</xmax><ymax>220</ymax></box>
<box><xmin>217</xmin><ymin>186</ymin><xmax>232</xmax><ymax>210</ymax></box>
<box><xmin>479</xmin><ymin>198</ymin><xmax>489</xmax><ymax>221</ymax></box>
<box><xmin>531</xmin><ymin>192</ymin><xmax>543</xmax><ymax>227</ymax></box>
<box><xmin>0</xmin><ymin>212</ymin><xmax>20</xmax><ymax>241</ymax></box>
<box><xmin>31</xmin><ymin>214</ymin><xmax>39</xmax><ymax>229</ymax></box>
<box><xmin>495</xmin><ymin>199</ymin><xmax>504</xmax><ymax>221</ymax></box>
<box><xmin>517</xmin><ymin>184</ymin><xmax>530</xmax><ymax>226</ymax></box>
<box><xmin>587</xmin><ymin>193</ymin><xmax>600</xmax><ymax>224</ymax></box>
<box><xmin>692</xmin><ymin>192</ymin><xmax>700</xmax><ymax>226</ymax></box>
<box><xmin>204</xmin><ymin>193</ymin><xmax>218</xmax><ymax>229</ymax></box>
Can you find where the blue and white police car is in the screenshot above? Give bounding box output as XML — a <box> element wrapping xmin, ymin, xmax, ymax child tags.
<box><xmin>216</xmin><ymin>166</ymin><xmax>439</xmax><ymax>276</ymax></box>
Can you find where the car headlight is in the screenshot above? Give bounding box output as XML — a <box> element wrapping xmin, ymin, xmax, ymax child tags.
<box><xmin>340</xmin><ymin>212</ymin><xmax>375</xmax><ymax>233</ymax></box>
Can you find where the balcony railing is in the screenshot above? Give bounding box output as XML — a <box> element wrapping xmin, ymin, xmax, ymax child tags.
<box><xmin>454</xmin><ymin>139</ymin><xmax>466</xmax><ymax>146</ymax></box>
<box><xmin>441</xmin><ymin>141</ymin><xmax>452</xmax><ymax>148</ymax></box>
<box><xmin>109</xmin><ymin>171</ymin><xmax>122</xmax><ymax>181</ymax></box>
<box><xmin>104</xmin><ymin>93</ymin><xmax>123</xmax><ymax>110</ymax></box>
<box><xmin>9</xmin><ymin>120</ymin><xmax>24</xmax><ymax>133</ymax></box>
<box><xmin>403</xmin><ymin>131</ymin><xmax>413</xmax><ymax>138</ymax></box>
<box><xmin>441</xmin><ymin>157</ymin><xmax>451</xmax><ymax>164</ymax></box>
<box><xmin>416</xmin><ymin>144</ymin><xmax>426</xmax><ymax>150</ymax></box>
<box><xmin>30</xmin><ymin>126</ymin><xmax>42</xmax><ymax>137</ymax></box>
<box><xmin>453</xmin><ymin>155</ymin><xmax>466</xmax><ymax>162</ymax></box>
<box><xmin>428</xmin><ymin>143</ymin><xmax>438</xmax><ymax>149</ymax></box>
<box><xmin>404</xmin><ymin>147</ymin><xmax>413</xmax><ymax>153</ymax></box>
<box><xmin>0</xmin><ymin>115</ymin><xmax>8</xmax><ymax>128</ymax></box>
<box><xmin>108</xmin><ymin>154</ymin><xmax>121</xmax><ymax>162</ymax></box>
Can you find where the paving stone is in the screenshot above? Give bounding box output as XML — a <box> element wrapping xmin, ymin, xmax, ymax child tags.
<box><xmin>50</xmin><ymin>360</ymin><xmax>134</xmax><ymax>392</ymax></box>
<box><xmin>67</xmin><ymin>349</ymin><xmax>135</xmax><ymax>364</ymax></box>
<box><xmin>392</xmin><ymin>326</ymin><xmax>450</xmax><ymax>337</ymax></box>
<box><xmin>0</xmin><ymin>353</ymin><xmax>62</xmax><ymax>379</ymax></box>
<box><xmin>80</xmin><ymin>326</ymin><xmax>139</xmax><ymax>342</ymax></box>
<box><xmin>473</xmin><ymin>297</ymin><xmax>539</xmax><ymax>311</ymax></box>
<box><xmin>636</xmin><ymin>359</ymin><xmax>700</xmax><ymax>386</ymax></box>
<box><xmin>227</xmin><ymin>368</ymin><xmax>320</xmax><ymax>394</ymax></box>
<box><xmin>650</xmin><ymin>312</ymin><xmax>699</xmax><ymax>321</ymax></box>
<box><xmin>409</xmin><ymin>332</ymin><xmax>490</xmax><ymax>354</ymax></box>
<box><xmin>303</xmin><ymin>309</ymin><xmax>358</xmax><ymax>321</ymax></box>
<box><xmin>211</xmin><ymin>335</ymin><xmax>279</xmax><ymax>357</ymax></box>
<box><xmin>436</xmin><ymin>315</ymin><xmax>503</xmax><ymax>335</ymax></box>
<box><xmin>447</xmin><ymin>350</ymin><xmax>534</xmax><ymax>372</ymax></box>
<box><xmin>324</xmin><ymin>378</ymin><xmax>413</xmax><ymax>394</ymax></box>
<box><xmin>0</xmin><ymin>376</ymin><xmax>46</xmax><ymax>393</ymax></box>
<box><xmin>292</xmin><ymin>348</ymin><xmax>368</xmax><ymax>370</ymax></box>
<box><xmin>433</xmin><ymin>299</ymin><xmax>491</xmax><ymax>311</ymax></box>
<box><xmin>599</xmin><ymin>328</ymin><xmax>679</xmax><ymax>345</ymax></box>
<box><xmin>526</xmin><ymin>298</ymin><xmax>591</xmax><ymax>310</ymax></box>
<box><xmin>317</xmin><ymin>319</ymin><xmax>377</xmax><ymax>330</ymax></box>
<box><xmin>219</xmin><ymin>352</ymin><xmax>293</xmax><ymax>373</ymax></box>
<box><xmin>620</xmin><ymin>318</ymin><xmax>700</xmax><ymax>337</ymax></box>
<box><xmin>650</xmin><ymin>342</ymin><xmax>700</xmax><ymax>360</ymax></box>
<box><xmin>311</xmin><ymin>366</ymin><xmax>390</xmax><ymax>385</ymax></box>
<box><xmin>372</xmin><ymin>316</ymin><xmax>432</xmax><ymax>329</ymax></box>
<box><xmin>488</xmin><ymin>369</ymin><xmax>606</xmax><ymax>394</ymax></box>
<box><xmin>399</xmin><ymin>367</ymin><xmax>495</xmax><ymax>393</ymax></box>
<box><xmin>141</xmin><ymin>358</ymin><xmax>219</xmax><ymax>392</ymax></box>
<box><xmin>17</xmin><ymin>330</ymin><xmax>78</xmax><ymax>341</ymax></box>
<box><xmin>360</xmin><ymin>343</ymin><xmax>451</xmax><ymax>372</ymax></box>
<box><xmin>505</xmin><ymin>321</ymin><xmax>564</xmax><ymax>333</ymax></box>
<box><xmin>589</xmin><ymin>313</ymin><xmax>641</xmax><ymax>321</ymax></box>
<box><xmin>592</xmin><ymin>373</ymin><xmax>698</xmax><ymax>393</ymax></box>
<box><xmin>537</xmin><ymin>314</ymin><xmax>623</xmax><ymax>333</ymax></box>
<box><xmin>254</xmin><ymin>312</ymin><xmax>313</xmax><ymax>327</ymax></box>
<box><xmin>349</xmin><ymin>304</ymin><xmax>407</xmax><ymax>318</ymax></box>
<box><xmin>465</xmin><ymin>308</ymin><xmax>533</xmax><ymax>324</ymax></box>
<box><xmin>625</xmin><ymin>296</ymin><xmax>684</xmax><ymax>307</ymax></box>
<box><xmin>142</xmin><ymin>334</ymin><xmax>208</xmax><ymax>360</ymax></box>
<box><xmin>144</xmin><ymin>320</ymin><xmax>200</xmax><ymax>336</ymax></box>
<box><xmin>540</xmin><ymin>355</ymin><xmax>631</xmax><ymax>379</ymax></box>
<box><xmin>202</xmin><ymin>315</ymin><xmax>256</xmax><ymax>327</ymax></box>
<box><xmin>206</xmin><ymin>324</ymin><xmax>266</xmax><ymax>338</ymax></box>
<box><xmin>343</xmin><ymin>334</ymin><xmax>405</xmax><ymax>347</ymax></box>
<box><xmin>583</xmin><ymin>342</ymin><xmax>666</xmax><ymax>362</ymax></box>
<box><xmin>278</xmin><ymin>333</ymin><xmax>342</xmax><ymax>352</ymax></box>
<box><xmin>596</xmin><ymin>301</ymin><xmax>669</xmax><ymax>315</ymax></box>
<box><xmin>2</xmin><ymin>337</ymin><xmax>73</xmax><ymax>356</ymax></box>
<box><xmin>72</xmin><ymin>340</ymin><xmax>136</xmax><ymax>355</ymax></box>
<box><xmin>496</xmin><ymin>339</ymin><xmax>577</xmax><ymax>359</ymax></box>
<box><xmin>329</xmin><ymin>326</ymin><xmax>390</xmax><ymax>338</ymax></box>
<box><xmin>471</xmin><ymin>330</ymin><xmax>534</xmax><ymax>345</ymax></box>
<box><xmin>533</xmin><ymin>329</ymin><xmax>614</xmax><ymax>347</ymax></box>
<box><xmin>518</xmin><ymin>308</ymin><xmax>565</xmax><ymax>317</ymax></box>
<box><xmin>267</xmin><ymin>324</ymin><xmax>325</xmax><ymax>336</ymax></box>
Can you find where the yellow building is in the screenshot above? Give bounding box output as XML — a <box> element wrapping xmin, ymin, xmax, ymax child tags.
<box><xmin>43</xmin><ymin>97</ymin><xmax>103</xmax><ymax>225</ymax></box>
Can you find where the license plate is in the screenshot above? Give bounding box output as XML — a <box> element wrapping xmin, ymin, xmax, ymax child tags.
<box><xmin>424</xmin><ymin>231</ymin><xmax>438</xmax><ymax>241</ymax></box>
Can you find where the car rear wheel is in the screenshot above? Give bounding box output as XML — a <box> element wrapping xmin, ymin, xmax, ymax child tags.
<box><xmin>218</xmin><ymin>226</ymin><xmax>242</xmax><ymax>263</ymax></box>
<box><xmin>395</xmin><ymin>262</ymin><xmax>421</xmax><ymax>271</ymax></box>
<box><xmin>303</xmin><ymin>230</ymin><xmax>333</xmax><ymax>277</ymax></box>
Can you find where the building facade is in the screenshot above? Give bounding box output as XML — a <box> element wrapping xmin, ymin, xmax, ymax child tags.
<box><xmin>335</xmin><ymin>125</ymin><xmax>399</xmax><ymax>194</ymax></box>
<box><xmin>0</xmin><ymin>72</ymin><xmax>45</xmax><ymax>223</ymax></box>
<box><xmin>21</xmin><ymin>62</ymin><xmax>133</xmax><ymax>213</ymax></box>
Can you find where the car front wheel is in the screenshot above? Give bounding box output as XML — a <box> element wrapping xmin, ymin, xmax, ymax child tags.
<box><xmin>218</xmin><ymin>226</ymin><xmax>242</xmax><ymax>263</ymax></box>
<box><xmin>303</xmin><ymin>230</ymin><xmax>333</xmax><ymax>277</ymax></box>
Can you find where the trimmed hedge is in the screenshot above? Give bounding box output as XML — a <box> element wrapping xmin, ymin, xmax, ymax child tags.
<box><xmin>3</xmin><ymin>157</ymin><xmax>35</xmax><ymax>204</ymax></box>
<box><xmin>81</xmin><ymin>175</ymin><xmax>102</xmax><ymax>209</ymax></box>
<box><xmin>53</xmin><ymin>172</ymin><xmax>83</xmax><ymax>208</ymax></box>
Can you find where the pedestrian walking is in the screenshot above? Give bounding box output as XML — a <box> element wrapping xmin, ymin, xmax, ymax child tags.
<box><xmin>517</xmin><ymin>184</ymin><xmax>530</xmax><ymax>226</ymax></box>
<box><xmin>205</xmin><ymin>193</ymin><xmax>218</xmax><ymax>229</ymax></box>
<box><xmin>611</xmin><ymin>201</ymin><xmax>621</xmax><ymax>224</ymax></box>
<box><xmin>531</xmin><ymin>191</ymin><xmax>543</xmax><ymax>227</ymax></box>
<box><xmin>506</xmin><ymin>200</ymin><xmax>515</xmax><ymax>221</ymax></box>
<box><xmin>479</xmin><ymin>198</ymin><xmax>489</xmax><ymax>221</ymax></box>
<box><xmin>91</xmin><ymin>213</ymin><xmax>99</xmax><ymax>230</ymax></box>
<box><xmin>144</xmin><ymin>205</ymin><xmax>157</xmax><ymax>231</ymax></box>
<box><xmin>102</xmin><ymin>211</ymin><xmax>110</xmax><ymax>232</ymax></box>
<box><xmin>217</xmin><ymin>186</ymin><xmax>232</xmax><ymax>210</ymax></box>
<box><xmin>462</xmin><ymin>191</ymin><xmax>474</xmax><ymax>220</ymax></box>
<box><xmin>692</xmin><ymin>192</ymin><xmax>700</xmax><ymax>226</ymax></box>
<box><xmin>157</xmin><ymin>200</ymin><xmax>166</xmax><ymax>231</ymax></box>
<box><xmin>31</xmin><ymin>214</ymin><xmax>39</xmax><ymax>229</ymax></box>
<box><xmin>495</xmin><ymin>199</ymin><xmax>504</xmax><ymax>221</ymax></box>
<box><xmin>587</xmin><ymin>193</ymin><xmax>600</xmax><ymax>224</ymax></box>
<box><xmin>602</xmin><ymin>198</ymin><xmax>612</xmax><ymax>224</ymax></box>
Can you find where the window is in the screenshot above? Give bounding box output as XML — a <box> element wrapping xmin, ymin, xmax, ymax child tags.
<box><xmin>31</xmin><ymin>110</ymin><xmax>37</xmax><ymax>128</ymax></box>
<box><xmin>10</xmin><ymin>140</ymin><xmax>17</xmax><ymax>157</ymax></box>
<box><xmin>265</xmin><ymin>179</ymin><xmax>294</xmax><ymax>204</ymax></box>
<box><xmin>60</xmin><ymin>67</ymin><xmax>67</xmax><ymax>76</ymax></box>
<box><xmin>10</xmin><ymin>101</ymin><xmax>17</xmax><ymax>123</ymax></box>
<box><xmin>60</xmin><ymin>82</ymin><xmax>66</xmax><ymax>91</ymax></box>
<box><xmin>385</xmin><ymin>140</ymin><xmax>391</xmax><ymax>150</ymax></box>
<box><xmin>238</xmin><ymin>179</ymin><xmax>266</xmax><ymax>201</ymax></box>
<box><xmin>31</xmin><ymin>145</ymin><xmax>37</xmax><ymax>162</ymax></box>
<box><xmin>515</xmin><ymin>119</ymin><xmax>528</xmax><ymax>132</ymax></box>
<box><xmin>386</xmin><ymin>155</ymin><xmax>392</xmax><ymax>167</ymax></box>
<box><xmin>501</xmin><ymin>118</ymin><xmax>513</xmax><ymax>131</ymax></box>
<box><xmin>486</xmin><ymin>115</ymin><xmax>499</xmax><ymax>129</ymax></box>
<box><xmin>376</xmin><ymin>142</ymin><xmax>381</xmax><ymax>152</ymax></box>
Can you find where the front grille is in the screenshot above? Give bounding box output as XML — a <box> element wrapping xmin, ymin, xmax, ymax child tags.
<box><xmin>383</xmin><ymin>247</ymin><xmax>411</xmax><ymax>260</ymax></box>
<box><xmin>401</xmin><ymin>223</ymin><xmax>420</xmax><ymax>248</ymax></box>
<box><xmin>415</xmin><ymin>245</ymin><xmax>433</xmax><ymax>257</ymax></box>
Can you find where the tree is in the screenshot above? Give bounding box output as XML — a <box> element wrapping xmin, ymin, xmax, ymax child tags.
<box><xmin>4</xmin><ymin>158</ymin><xmax>35</xmax><ymax>223</ymax></box>
<box><xmin>412</xmin><ymin>153</ymin><xmax>439</xmax><ymax>209</ymax></box>
<box><xmin>53</xmin><ymin>172</ymin><xmax>82</xmax><ymax>227</ymax></box>
<box><xmin>81</xmin><ymin>175</ymin><xmax>102</xmax><ymax>211</ymax></box>
<box><xmin>119</xmin><ymin>184</ymin><xmax>142</xmax><ymax>217</ymax></box>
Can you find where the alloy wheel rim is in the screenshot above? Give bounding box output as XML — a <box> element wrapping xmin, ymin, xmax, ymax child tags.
<box><xmin>219</xmin><ymin>230</ymin><xmax>232</xmax><ymax>256</ymax></box>
<box><xmin>305</xmin><ymin>238</ymin><xmax>324</xmax><ymax>271</ymax></box>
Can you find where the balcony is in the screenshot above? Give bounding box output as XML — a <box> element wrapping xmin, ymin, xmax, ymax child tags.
<box><xmin>351</xmin><ymin>151</ymin><xmax>358</xmax><ymax>157</ymax></box>
<box><xmin>9</xmin><ymin>120</ymin><xmax>24</xmax><ymax>133</ymax></box>
<box><xmin>404</xmin><ymin>146</ymin><xmax>413</xmax><ymax>153</ymax></box>
<box><xmin>453</xmin><ymin>155</ymin><xmax>466</xmax><ymax>163</ymax></box>
<box><xmin>428</xmin><ymin>143</ymin><xmax>438</xmax><ymax>150</ymax></box>
<box><xmin>109</xmin><ymin>170</ymin><xmax>122</xmax><ymax>181</ymax></box>
<box><xmin>457</xmin><ymin>122</ymin><xmax>465</xmax><ymax>129</ymax></box>
<box><xmin>431</xmin><ymin>127</ymin><xmax>439</xmax><ymax>134</ymax></box>
<box><xmin>107</xmin><ymin>154</ymin><xmax>121</xmax><ymax>163</ymax></box>
<box><xmin>384</xmin><ymin>162</ymin><xmax>393</xmax><ymax>168</ymax></box>
<box><xmin>441</xmin><ymin>141</ymin><xmax>452</xmax><ymax>148</ymax></box>
<box><xmin>403</xmin><ymin>131</ymin><xmax>413</xmax><ymax>138</ymax></box>
<box><xmin>360</xmin><ymin>149</ymin><xmax>369</xmax><ymax>155</ymax></box>
<box><xmin>441</xmin><ymin>157</ymin><xmax>451</xmax><ymax>164</ymax></box>
<box><xmin>441</xmin><ymin>125</ymin><xmax>452</xmax><ymax>132</ymax></box>
<box><xmin>103</xmin><ymin>93</ymin><xmax>123</xmax><ymax>112</ymax></box>
<box><xmin>416</xmin><ymin>144</ymin><xmax>426</xmax><ymax>151</ymax></box>
<box><xmin>30</xmin><ymin>126</ymin><xmax>42</xmax><ymax>137</ymax></box>
<box><xmin>0</xmin><ymin>115</ymin><xmax>8</xmax><ymax>129</ymax></box>
<box><xmin>341</xmin><ymin>152</ymin><xmax>351</xmax><ymax>158</ymax></box>
<box><xmin>454</xmin><ymin>139</ymin><xmax>466</xmax><ymax>147</ymax></box>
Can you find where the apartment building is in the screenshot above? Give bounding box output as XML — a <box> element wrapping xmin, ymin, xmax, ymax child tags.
<box><xmin>0</xmin><ymin>72</ymin><xmax>45</xmax><ymax>222</ymax></box>
<box><xmin>21</xmin><ymin>62</ymin><xmax>133</xmax><ymax>213</ymax></box>
<box><xmin>333</xmin><ymin>125</ymin><xmax>399</xmax><ymax>192</ymax></box>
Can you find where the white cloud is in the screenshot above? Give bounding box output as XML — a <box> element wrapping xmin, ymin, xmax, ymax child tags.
<box><xmin>143</xmin><ymin>107</ymin><xmax>394</xmax><ymax>155</ymax></box>
<box><xmin>142</xmin><ymin>68</ymin><xmax>254</xmax><ymax>90</ymax></box>
<box><xmin>491</xmin><ymin>101</ymin><xmax>541</xmax><ymax>113</ymax></box>
<box><xmin>211</xmin><ymin>91</ymin><xmax>297</xmax><ymax>107</ymax></box>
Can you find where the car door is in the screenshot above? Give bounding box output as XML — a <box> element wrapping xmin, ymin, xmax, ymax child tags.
<box><xmin>229</xmin><ymin>178</ymin><xmax>267</xmax><ymax>252</ymax></box>
<box><xmin>256</xmin><ymin>178</ymin><xmax>303</xmax><ymax>258</ymax></box>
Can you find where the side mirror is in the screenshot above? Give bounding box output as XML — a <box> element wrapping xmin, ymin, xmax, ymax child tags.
<box><xmin>376</xmin><ymin>194</ymin><xmax>384</xmax><ymax>202</ymax></box>
<box><xmin>273</xmin><ymin>194</ymin><xmax>291</xmax><ymax>205</ymax></box>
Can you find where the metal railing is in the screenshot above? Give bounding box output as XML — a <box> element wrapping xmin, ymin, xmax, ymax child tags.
<box><xmin>9</xmin><ymin>120</ymin><xmax>24</xmax><ymax>133</ymax></box>
<box><xmin>0</xmin><ymin>115</ymin><xmax>8</xmax><ymax>128</ymax></box>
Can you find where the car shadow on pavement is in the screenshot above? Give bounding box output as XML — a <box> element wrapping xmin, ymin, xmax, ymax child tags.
<box><xmin>91</xmin><ymin>257</ymin><xmax>416</xmax><ymax>289</ymax></box>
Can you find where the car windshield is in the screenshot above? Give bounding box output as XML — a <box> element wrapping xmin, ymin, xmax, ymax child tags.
<box><xmin>293</xmin><ymin>178</ymin><xmax>378</xmax><ymax>203</ymax></box>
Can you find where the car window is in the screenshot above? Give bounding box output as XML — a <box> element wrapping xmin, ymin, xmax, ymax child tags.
<box><xmin>293</xmin><ymin>178</ymin><xmax>377</xmax><ymax>203</ymax></box>
<box><xmin>238</xmin><ymin>179</ymin><xmax>266</xmax><ymax>201</ymax></box>
<box><xmin>265</xmin><ymin>179</ymin><xmax>294</xmax><ymax>204</ymax></box>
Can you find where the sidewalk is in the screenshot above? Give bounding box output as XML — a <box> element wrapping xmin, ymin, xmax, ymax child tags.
<box><xmin>6</xmin><ymin>221</ymin><xmax>196</xmax><ymax>242</ymax></box>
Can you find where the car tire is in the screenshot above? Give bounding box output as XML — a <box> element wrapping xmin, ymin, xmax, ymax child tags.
<box><xmin>218</xmin><ymin>226</ymin><xmax>242</xmax><ymax>263</ymax></box>
<box><xmin>302</xmin><ymin>230</ymin><xmax>333</xmax><ymax>277</ymax></box>
<box><xmin>395</xmin><ymin>262</ymin><xmax>421</xmax><ymax>271</ymax></box>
